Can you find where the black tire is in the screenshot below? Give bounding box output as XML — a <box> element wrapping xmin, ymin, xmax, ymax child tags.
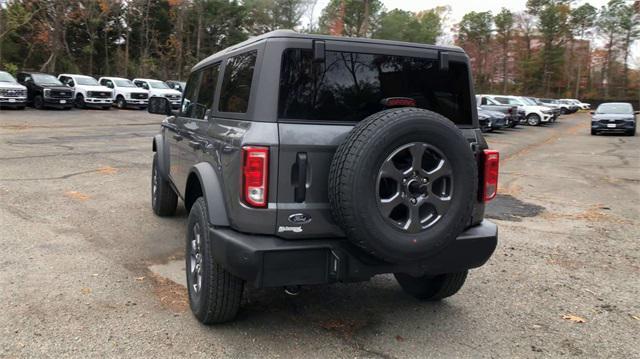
<box><xmin>116</xmin><ymin>96</ymin><xmax>126</xmax><ymax>109</ymax></box>
<box><xmin>560</xmin><ymin>107</ymin><xmax>568</xmax><ymax>115</ymax></box>
<box><xmin>33</xmin><ymin>95</ymin><xmax>44</xmax><ymax>109</ymax></box>
<box><xmin>526</xmin><ymin>114</ymin><xmax>541</xmax><ymax>126</ymax></box>
<box><xmin>591</xmin><ymin>129</ymin><xmax>597</xmax><ymax>136</ymax></box>
<box><xmin>151</xmin><ymin>153</ymin><xmax>178</xmax><ymax>216</ymax></box>
<box><xmin>628</xmin><ymin>128</ymin><xmax>636</xmax><ymax>136</ymax></box>
<box><xmin>102</xmin><ymin>106</ymin><xmax>111</xmax><ymax>110</ymax></box>
<box><xmin>395</xmin><ymin>271</ymin><xmax>468</xmax><ymax>301</ymax></box>
<box><xmin>329</xmin><ymin>108</ymin><xmax>477</xmax><ymax>263</ymax></box>
<box><xmin>187</xmin><ymin>197</ymin><xmax>244</xmax><ymax>324</ymax></box>
<box><xmin>17</xmin><ymin>106</ymin><xmax>25</xmax><ymax>110</ymax></box>
<box><xmin>75</xmin><ymin>94</ymin><xmax>86</xmax><ymax>108</ymax></box>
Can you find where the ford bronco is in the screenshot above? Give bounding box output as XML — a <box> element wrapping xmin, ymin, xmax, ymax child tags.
<box><xmin>148</xmin><ymin>30</ymin><xmax>499</xmax><ymax>324</ymax></box>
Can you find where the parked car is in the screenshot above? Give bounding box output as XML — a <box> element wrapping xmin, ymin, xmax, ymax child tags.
<box><xmin>0</xmin><ymin>71</ymin><xmax>27</xmax><ymax>110</ymax></box>
<box><xmin>165</xmin><ymin>80</ymin><xmax>186</xmax><ymax>93</ymax></box>
<box><xmin>133</xmin><ymin>78</ymin><xmax>182</xmax><ymax>109</ymax></box>
<box><xmin>478</xmin><ymin>107</ymin><xmax>506</xmax><ymax>131</ymax></box>
<box><xmin>562</xmin><ymin>98</ymin><xmax>590</xmax><ymax>110</ymax></box>
<box><xmin>475</xmin><ymin>95</ymin><xmax>519</xmax><ymax>127</ymax></box>
<box><xmin>148</xmin><ymin>30</ymin><xmax>499</xmax><ymax>324</ymax></box>
<box><xmin>591</xmin><ymin>102</ymin><xmax>637</xmax><ymax>136</ymax></box>
<box><xmin>557</xmin><ymin>99</ymin><xmax>580</xmax><ymax>113</ymax></box>
<box><xmin>478</xmin><ymin>111</ymin><xmax>492</xmax><ymax>132</ymax></box>
<box><xmin>98</xmin><ymin>77</ymin><xmax>149</xmax><ymax>109</ymax></box>
<box><xmin>537</xmin><ymin>98</ymin><xmax>569</xmax><ymax>114</ymax></box>
<box><xmin>17</xmin><ymin>72</ymin><xmax>73</xmax><ymax>110</ymax></box>
<box><xmin>479</xmin><ymin>94</ymin><xmax>555</xmax><ymax>126</ymax></box>
<box><xmin>58</xmin><ymin>74</ymin><xmax>113</xmax><ymax>109</ymax></box>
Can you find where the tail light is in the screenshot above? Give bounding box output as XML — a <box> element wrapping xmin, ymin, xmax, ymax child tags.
<box><xmin>481</xmin><ymin>149</ymin><xmax>499</xmax><ymax>202</ymax></box>
<box><xmin>242</xmin><ymin>146</ymin><xmax>269</xmax><ymax>207</ymax></box>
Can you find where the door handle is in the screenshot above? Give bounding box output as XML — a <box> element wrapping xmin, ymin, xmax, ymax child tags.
<box><xmin>293</xmin><ymin>153</ymin><xmax>307</xmax><ymax>203</ymax></box>
<box><xmin>188</xmin><ymin>140</ymin><xmax>202</xmax><ymax>150</ymax></box>
<box><xmin>173</xmin><ymin>134</ymin><xmax>183</xmax><ymax>141</ymax></box>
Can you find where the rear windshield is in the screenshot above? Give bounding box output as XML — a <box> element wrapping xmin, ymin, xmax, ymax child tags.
<box><xmin>278</xmin><ymin>49</ymin><xmax>472</xmax><ymax>124</ymax></box>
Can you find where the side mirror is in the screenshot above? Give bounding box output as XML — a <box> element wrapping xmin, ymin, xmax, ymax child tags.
<box><xmin>634</xmin><ymin>111</ymin><xmax>639</xmax><ymax>115</ymax></box>
<box><xmin>148</xmin><ymin>97</ymin><xmax>173</xmax><ymax>116</ymax></box>
<box><xmin>590</xmin><ymin>111</ymin><xmax>595</xmax><ymax>115</ymax></box>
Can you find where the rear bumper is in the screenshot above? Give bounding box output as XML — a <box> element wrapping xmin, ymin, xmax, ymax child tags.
<box><xmin>209</xmin><ymin>220</ymin><xmax>498</xmax><ymax>288</ymax></box>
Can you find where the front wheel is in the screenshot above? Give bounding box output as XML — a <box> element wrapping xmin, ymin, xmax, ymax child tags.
<box><xmin>628</xmin><ymin>128</ymin><xmax>636</xmax><ymax>136</ymax></box>
<box><xmin>116</xmin><ymin>96</ymin><xmax>126</xmax><ymax>109</ymax></box>
<box><xmin>75</xmin><ymin>94</ymin><xmax>86</xmax><ymax>108</ymax></box>
<box><xmin>33</xmin><ymin>95</ymin><xmax>44</xmax><ymax>109</ymax></box>
<box><xmin>395</xmin><ymin>271</ymin><xmax>468</xmax><ymax>301</ymax></box>
<box><xmin>591</xmin><ymin>129</ymin><xmax>597</xmax><ymax>136</ymax></box>
<box><xmin>151</xmin><ymin>153</ymin><xmax>177</xmax><ymax>216</ymax></box>
<box><xmin>187</xmin><ymin>197</ymin><xmax>244</xmax><ymax>324</ymax></box>
<box><xmin>526</xmin><ymin>114</ymin><xmax>541</xmax><ymax>126</ymax></box>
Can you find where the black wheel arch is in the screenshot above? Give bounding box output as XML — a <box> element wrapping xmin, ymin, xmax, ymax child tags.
<box><xmin>186</xmin><ymin>163</ymin><xmax>230</xmax><ymax>227</ymax></box>
<box><xmin>152</xmin><ymin>134</ymin><xmax>169</xmax><ymax>180</ymax></box>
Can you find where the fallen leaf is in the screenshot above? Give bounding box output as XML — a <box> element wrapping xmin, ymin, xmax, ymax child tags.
<box><xmin>80</xmin><ymin>287</ymin><xmax>92</xmax><ymax>295</ymax></box>
<box><xmin>395</xmin><ymin>335</ymin><xmax>405</xmax><ymax>342</ymax></box>
<box><xmin>65</xmin><ymin>191</ymin><xmax>90</xmax><ymax>201</ymax></box>
<box><xmin>96</xmin><ymin>166</ymin><xmax>118</xmax><ymax>175</ymax></box>
<box><xmin>562</xmin><ymin>314</ymin><xmax>586</xmax><ymax>323</ymax></box>
<box><xmin>135</xmin><ymin>276</ymin><xmax>145</xmax><ymax>281</ymax></box>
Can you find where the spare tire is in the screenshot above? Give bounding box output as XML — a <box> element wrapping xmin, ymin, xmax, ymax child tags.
<box><xmin>328</xmin><ymin>108</ymin><xmax>477</xmax><ymax>263</ymax></box>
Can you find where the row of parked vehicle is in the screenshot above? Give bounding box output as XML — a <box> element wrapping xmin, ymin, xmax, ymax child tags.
<box><xmin>0</xmin><ymin>70</ymin><xmax>185</xmax><ymax>110</ymax></box>
<box><xmin>475</xmin><ymin>94</ymin><xmax>590</xmax><ymax>132</ymax></box>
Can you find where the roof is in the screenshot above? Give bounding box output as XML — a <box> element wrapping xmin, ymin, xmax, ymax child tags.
<box><xmin>133</xmin><ymin>78</ymin><xmax>163</xmax><ymax>82</ymax></box>
<box><xmin>193</xmin><ymin>30</ymin><xmax>464</xmax><ymax>71</ymax></box>
<box><xmin>99</xmin><ymin>76</ymin><xmax>129</xmax><ymax>81</ymax></box>
<box><xmin>59</xmin><ymin>74</ymin><xmax>96</xmax><ymax>79</ymax></box>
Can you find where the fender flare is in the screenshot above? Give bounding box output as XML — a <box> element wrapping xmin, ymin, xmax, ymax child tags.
<box><xmin>152</xmin><ymin>134</ymin><xmax>169</xmax><ymax>179</ymax></box>
<box><xmin>189</xmin><ymin>162</ymin><xmax>230</xmax><ymax>227</ymax></box>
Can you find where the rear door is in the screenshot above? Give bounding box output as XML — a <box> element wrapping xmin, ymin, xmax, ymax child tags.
<box><xmin>275</xmin><ymin>46</ymin><xmax>476</xmax><ymax>239</ymax></box>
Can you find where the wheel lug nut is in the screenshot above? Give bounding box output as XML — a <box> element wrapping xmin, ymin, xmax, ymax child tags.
<box><xmin>422</xmin><ymin>178</ymin><xmax>428</xmax><ymax>183</ymax></box>
<box><xmin>410</xmin><ymin>198</ymin><xmax>417</xmax><ymax>205</ymax></box>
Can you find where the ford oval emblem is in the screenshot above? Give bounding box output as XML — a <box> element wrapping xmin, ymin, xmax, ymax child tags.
<box><xmin>288</xmin><ymin>213</ymin><xmax>311</xmax><ymax>224</ymax></box>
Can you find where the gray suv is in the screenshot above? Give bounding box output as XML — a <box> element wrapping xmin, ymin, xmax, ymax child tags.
<box><xmin>148</xmin><ymin>30</ymin><xmax>499</xmax><ymax>324</ymax></box>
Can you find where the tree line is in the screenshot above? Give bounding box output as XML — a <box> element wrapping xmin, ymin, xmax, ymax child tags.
<box><xmin>0</xmin><ymin>0</ymin><xmax>638</xmax><ymax>100</ymax></box>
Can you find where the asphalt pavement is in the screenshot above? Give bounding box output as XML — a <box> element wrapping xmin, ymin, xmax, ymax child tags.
<box><xmin>0</xmin><ymin>108</ymin><xmax>638</xmax><ymax>358</ymax></box>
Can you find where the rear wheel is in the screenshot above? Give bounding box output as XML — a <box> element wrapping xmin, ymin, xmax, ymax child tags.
<box><xmin>526</xmin><ymin>114</ymin><xmax>541</xmax><ymax>126</ymax></box>
<box><xmin>151</xmin><ymin>153</ymin><xmax>177</xmax><ymax>216</ymax></box>
<box><xmin>395</xmin><ymin>271</ymin><xmax>468</xmax><ymax>300</ymax></box>
<box><xmin>187</xmin><ymin>197</ymin><xmax>244</xmax><ymax>324</ymax></box>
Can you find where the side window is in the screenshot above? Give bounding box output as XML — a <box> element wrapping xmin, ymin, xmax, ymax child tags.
<box><xmin>219</xmin><ymin>51</ymin><xmax>257</xmax><ymax>113</ymax></box>
<box><xmin>193</xmin><ymin>64</ymin><xmax>220</xmax><ymax>120</ymax></box>
<box><xmin>181</xmin><ymin>71</ymin><xmax>202</xmax><ymax>118</ymax></box>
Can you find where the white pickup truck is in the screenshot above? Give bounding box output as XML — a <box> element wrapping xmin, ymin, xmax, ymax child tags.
<box><xmin>98</xmin><ymin>77</ymin><xmax>149</xmax><ymax>109</ymax></box>
<box><xmin>0</xmin><ymin>71</ymin><xmax>27</xmax><ymax>110</ymax></box>
<box><xmin>132</xmin><ymin>78</ymin><xmax>182</xmax><ymax>109</ymax></box>
<box><xmin>58</xmin><ymin>74</ymin><xmax>113</xmax><ymax>109</ymax></box>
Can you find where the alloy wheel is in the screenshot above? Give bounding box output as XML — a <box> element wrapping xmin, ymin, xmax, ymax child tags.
<box><xmin>376</xmin><ymin>142</ymin><xmax>453</xmax><ymax>233</ymax></box>
<box><xmin>189</xmin><ymin>222</ymin><xmax>203</xmax><ymax>295</ymax></box>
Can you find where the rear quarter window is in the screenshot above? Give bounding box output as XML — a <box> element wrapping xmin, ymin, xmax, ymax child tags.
<box><xmin>219</xmin><ymin>51</ymin><xmax>257</xmax><ymax>113</ymax></box>
<box><xmin>278</xmin><ymin>49</ymin><xmax>472</xmax><ymax>124</ymax></box>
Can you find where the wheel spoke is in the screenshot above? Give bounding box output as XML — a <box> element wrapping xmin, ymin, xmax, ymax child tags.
<box><xmin>427</xmin><ymin>159</ymin><xmax>452</xmax><ymax>182</ymax></box>
<box><xmin>409</xmin><ymin>143</ymin><xmax>426</xmax><ymax>173</ymax></box>
<box><xmin>380</xmin><ymin>160</ymin><xmax>403</xmax><ymax>182</ymax></box>
<box><xmin>379</xmin><ymin>193</ymin><xmax>402</xmax><ymax>217</ymax></box>
<box><xmin>425</xmin><ymin>195</ymin><xmax>451</xmax><ymax>215</ymax></box>
<box><xmin>405</xmin><ymin>205</ymin><xmax>422</xmax><ymax>233</ymax></box>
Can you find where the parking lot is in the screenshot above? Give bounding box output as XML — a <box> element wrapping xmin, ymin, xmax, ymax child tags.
<box><xmin>1</xmin><ymin>108</ymin><xmax>638</xmax><ymax>357</ymax></box>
